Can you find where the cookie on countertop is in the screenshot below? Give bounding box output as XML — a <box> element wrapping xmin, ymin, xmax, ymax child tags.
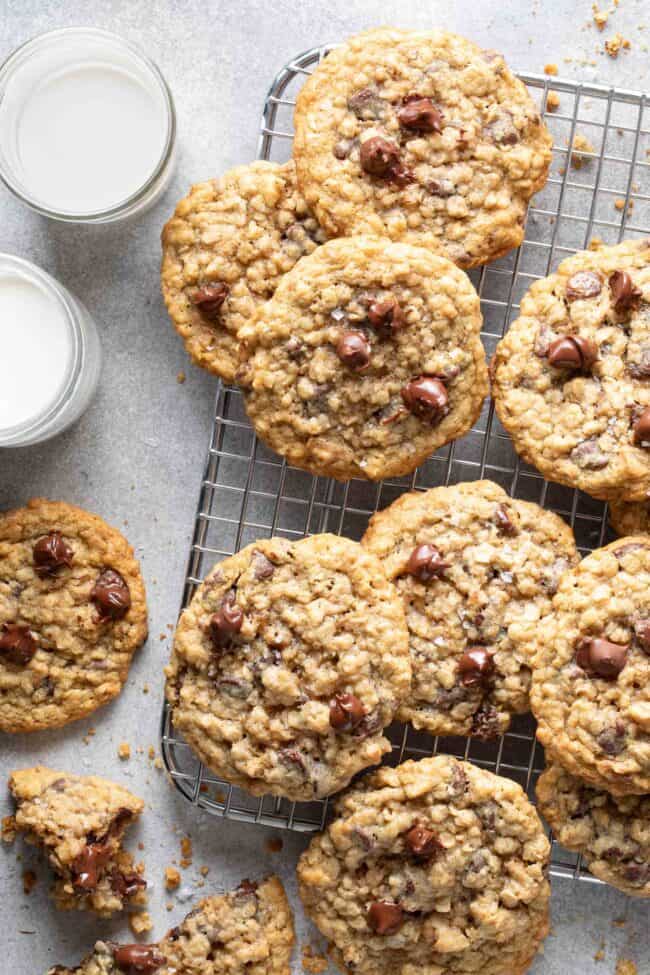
<box><xmin>362</xmin><ymin>480</ymin><xmax>578</xmax><ymax>738</ymax></box>
<box><xmin>537</xmin><ymin>763</ymin><xmax>650</xmax><ymax>898</ymax></box>
<box><xmin>609</xmin><ymin>498</ymin><xmax>650</xmax><ymax>537</ymax></box>
<box><xmin>530</xmin><ymin>536</ymin><xmax>650</xmax><ymax>796</ymax></box>
<box><xmin>7</xmin><ymin>766</ymin><xmax>146</xmax><ymax>917</ymax></box>
<box><xmin>293</xmin><ymin>28</ymin><xmax>551</xmax><ymax>268</ymax></box>
<box><xmin>298</xmin><ymin>755</ymin><xmax>550</xmax><ymax>975</ymax></box>
<box><xmin>0</xmin><ymin>499</ymin><xmax>147</xmax><ymax>733</ymax></box>
<box><xmin>238</xmin><ymin>235</ymin><xmax>488</xmax><ymax>481</ymax></box>
<box><xmin>165</xmin><ymin>534</ymin><xmax>411</xmax><ymax>801</ymax></box>
<box><xmin>492</xmin><ymin>238</ymin><xmax>650</xmax><ymax>501</ymax></box>
<box><xmin>161</xmin><ymin>160</ymin><xmax>325</xmax><ymax>383</ymax></box>
<box><xmin>47</xmin><ymin>875</ymin><xmax>295</xmax><ymax>975</ymax></box>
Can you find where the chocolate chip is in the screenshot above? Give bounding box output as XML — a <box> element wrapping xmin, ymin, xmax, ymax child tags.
<box><xmin>623</xmin><ymin>862</ymin><xmax>650</xmax><ymax>884</ymax></box>
<box><xmin>0</xmin><ymin>623</ymin><xmax>37</xmax><ymax>665</ymax></box>
<box><xmin>367</xmin><ymin>901</ymin><xmax>404</xmax><ymax>935</ymax></box>
<box><xmin>71</xmin><ymin>842</ymin><xmax>112</xmax><ymax>890</ymax></box>
<box><xmin>627</xmin><ymin>344</ymin><xmax>650</xmax><ymax>378</ymax></box>
<box><xmin>347</xmin><ymin>88</ymin><xmax>389</xmax><ymax>120</ymax></box>
<box><xmin>252</xmin><ymin>550</ymin><xmax>275</xmax><ymax>580</ymax></box>
<box><xmin>209</xmin><ymin>592</ymin><xmax>244</xmax><ymax>648</ymax></box>
<box><xmin>359</xmin><ymin>136</ymin><xmax>400</xmax><ymax>177</ymax></box>
<box><xmin>397</xmin><ymin>96</ymin><xmax>443</xmax><ymax>133</ymax></box>
<box><xmin>91</xmin><ymin>569</ymin><xmax>131</xmax><ymax>621</ymax></box>
<box><xmin>329</xmin><ymin>692</ymin><xmax>366</xmax><ymax>731</ymax></box>
<box><xmin>236</xmin><ymin>878</ymin><xmax>259</xmax><ymax>895</ymax></box>
<box><xmin>367</xmin><ymin>296</ymin><xmax>406</xmax><ymax>334</ymax></box>
<box><xmin>471</xmin><ymin>703</ymin><xmax>501</xmax><ymax>739</ymax></box>
<box><xmin>110</xmin><ymin>869</ymin><xmax>146</xmax><ymax>898</ymax></box>
<box><xmin>575</xmin><ymin>637</ymin><xmax>629</xmax><ymax>679</ymax></box>
<box><xmin>404</xmin><ymin>824</ymin><xmax>442</xmax><ymax>861</ymax></box>
<box><xmin>405</xmin><ymin>543</ymin><xmax>447</xmax><ymax>582</ymax></box>
<box><xmin>279</xmin><ymin>747</ymin><xmax>307</xmax><ymax>773</ymax></box>
<box><xmin>633</xmin><ymin>407</ymin><xmax>650</xmax><ymax>446</ymax></box>
<box><xmin>112</xmin><ymin>945</ymin><xmax>165</xmax><ymax>974</ymax></box>
<box><xmin>570</xmin><ymin>438</ymin><xmax>610</xmax><ymax>470</ymax></box>
<box><xmin>484</xmin><ymin>113</ymin><xmax>519</xmax><ymax>145</ymax></box>
<box><xmin>458</xmin><ymin>647</ymin><xmax>495</xmax><ymax>687</ymax></box>
<box><xmin>547</xmin><ymin>336</ymin><xmax>598</xmax><ymax>370</ymax></box>
<box><xmin>336</xmin><ymin>330</ymin><xmax>371</xmax><ymax>371</ymax></box>
<box><xmin>449</xmin><ymin>762</ymin><xmax>468</xmax><ymax>796</ymax></box>
<box><xmin>610</xmin><ymin>270</ymin><xmax>641</xmax><ymax>314</ymax></box>
<box><xmin>634</xmin><ymin>618</ymin><xmax>650</xmax><ymax>654</ymax></box>
<box><xmin>215</xmin><ymin>677</ymin><xmax>252</xmax><ymax>699</ymax></box>
<box><xmin>494</xmin><ymin>504</ymin><xmax>517</xmax><ymax>535</ymax></box>
<box><xmin>33</xmin><ymin>532</ymin><xmax>73</xmax><ymax>576</ymax></box>
<box><xmin>401</xmin><ymin>376</ymin><xmax>448</xmax><ymax>423</ymax></box>
<box><xmin>597</xmin><ymin>722</ymin><xmax>626</xmax><ymax>755</ymax></box>
<box><xmin>333</xmin><ymin>138</ymin><xmax>354</xmax><ymax>160</ymax></box>
<box><xmin>566</xmin><ymin>271</ymin><xmax>602</xmax><ymax>302</ymax></box>
<box><xmin>193</xmin><ymin>283</ymin><xmax>229</xmax><ymax>317</ymax></box>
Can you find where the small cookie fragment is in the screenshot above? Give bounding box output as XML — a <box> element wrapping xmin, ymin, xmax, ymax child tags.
<box><xmin>609</xmin><ymin>499</ymin><xmax>650</xmax><ymax>537</ymax></box>
<box><xmin>298</xmin><ymin>756</ymin><xmax>550</xmax><ymax>975</ymax></box>
<box><xmin>9</xmin><ymin>766</ymin><xmax>147</xmax><ymax>917</ymax></box>
<box><xmin>537</xmin><ymin>764</ymin><xmax>650</xmax><ymax>897</ymax></box>
<box><xmin>166</xmin><ymin>534</ymin><xmax>410</xmax><ymax>800</ymax></box>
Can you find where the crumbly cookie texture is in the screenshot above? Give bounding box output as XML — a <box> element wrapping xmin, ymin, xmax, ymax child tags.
<box><xmin>609</xmin><ymin>499</ymin><xmax>650</xmax><ymax>537</ymax></box>
<box><xmin>9</xmin><ymin>766</ymin><xmax>146</xmax><ymax>917</ymax></box>
<box><xmin>238</xmin><ymin>235</ymin><xmax>487</xmax><ymax>481</ymax></box>
<box><xmin>362</xmin><ymin>480</ymin><xmax>578</xmax><ymax>738</ymax></box>
<box><xmin>537</xmin><ymin>764</ymin><xmax>650</xmax><ymax>897</ymax></box>
<box><xmin>293</xmin><ymin>28</ymin><xmax>551</xmax><ymax>268</ymax></box>
<box><xmin>530</xmin><ymin>536</ymin><xmax>650</xmax><ymax>796</ymax></box>
<box><xmin>0</xmin><ymin>499</ymin><xmax>148</xmax><ymax>733</ymax></box>
<box><xmin>492</xmin><ymin>239</ymin><xmax>650</xmax><ymax>501</ymax></box>
<box><xmin>298</xmin><ymin>756</ymin><xmax>550</xmax><ymax>975</ymax></box>
<box><xmin>161</xmin><ymin>160</ymin><xmax>325</xmax><ymax>383</ymax></box>
<box><xmin>46</xmin><ymin>876</ymin><xmax>295</xmax><ymax>975</ymax></box>
<box><xmin>165</xmin><ymin>534</ymin><xmax>411</xmax><ymax>800</ymax></box>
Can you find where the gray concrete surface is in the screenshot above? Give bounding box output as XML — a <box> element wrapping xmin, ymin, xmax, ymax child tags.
<box><xmin>1</xmin><ymin>1</ymin><xmax>649</xmax><ymax>972</ymax></box>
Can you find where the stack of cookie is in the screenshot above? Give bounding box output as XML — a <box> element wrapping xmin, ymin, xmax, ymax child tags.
<box><xmin>161</xmin><ymin>26</ymin><xmax>553</xmax><ymax>481</ymax></box>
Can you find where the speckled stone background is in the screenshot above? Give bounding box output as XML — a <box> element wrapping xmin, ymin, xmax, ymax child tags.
<box><xmin>1</xmin><ymin>1</ymin><xmax>649</xmax><ymax>973</ymax></box>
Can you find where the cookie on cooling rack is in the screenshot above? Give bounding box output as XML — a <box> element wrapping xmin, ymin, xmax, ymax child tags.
<box><xmin>8</xmin><ymin>766</ymin><xmax>147</xmax><ymax>917</ymax></box>
<box><xmin>530</xmin><ymin>535</ymin><xmax>650</xmax><ymax>796</ymax></box>
<box><xmin>492</xmin><ymin>238</ymin><xmax>650</xmax><ymax>502</ymax></box>
<box><xmin>537</xmin><ymin>763</ymin><xmax>650</xmax><ymax>897</ymax></box>
<box><xmin>165</xmin><ymin>534</ymin><xmax>411</xmax><ymax>801</ymax></box>
<box><xmin>161</xmin><ymin>160</ymin><xmax>326</xmax><ymax>383</ymax></box>
<box><xmin>237</xmin><ymin>235</ymin><xmax>488</xmax><ymax>481</ymax></box>
<box><xmin>297</xmin><ymin>755</ymin><xmax>550</xmax><ymax>975</ymax></box>
<box><xmin>609</xmin><ymin>498</ymin><xmax>650</xmax><ymax>536</ymax></box>
<box><xmin>362</xmin><ymin>479</ymin><xmax>578</xmax><ymax>738</ymax></box>
<box><xmin>0</xmin><ymin>499</ymin><xmax>147</xmax><ymax>733</ymax></box>
<box><xmin>292</xmin><ymin>28</ymin><xmax>551</xmax><ymax>268</ymax></box>
<box><xmin>48</xmin><ymin>876</ymin><xmax>295</xmax><ymax>975</ymax></box>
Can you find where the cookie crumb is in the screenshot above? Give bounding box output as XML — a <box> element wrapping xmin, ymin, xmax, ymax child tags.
<box><xmin>616</xmin><ymin>962</ymin><xmax>637</xmax><ymax>975</ymax></box>
<box><xmin>266</xmin><ymin>836</ymin><xmax>283</xmax><ymax>853</ymax></box>
<box><xmin>200</xmin><ymin>865</ymin><xmax>209</xmax><ymax>877</ymax></box>
<box><xmin>166</xmin><ymin>901</ymin><xmax>174</xmax><ymax>911</ymax></box>
<box><xmin>302</xmin><ymin>944</ymin><xmax>328</xmax><ymax>974</ymax></box>
<box><xmin>570</xmin><ymin>133</ymin><xmax>595</xmax><ymax>169</ymax></box>
<box><xmin>22</xmin><ymin>869</ymin><xmax>37</xmax><ymax>894</ymax></box>
<box><xmin>129</xmin><ymin>911</ymin><xmax>152</xmax><ymax>936</ymax></box>
<box><xmin>154</xmin><ymin>757</ymin><xmax>163</xmax><ymax>770</ymax></box>
<box><xmin>180</xmin><ymin>836</ymin><xmax>193</xmax><ymax>860</ymax></box>
<box><xmin>544</xmin><ymin>63</ymin><xmax>558</xmax><ymax>75</ymax></box>
<box><xmin>605</xmin><ymin>33</ymin><xmax>630</xmax><ymax>57</ymax></box>
<box><xmin>1</xmin><ymin>816</ymin><xmax>17</xmax><ymax>843</ymax></box>
<box><xmin>165</xmin><ymin>866</ymin><xmax>181</xmax><ymax>890</ymax></box>
<box><xmin>118</xmin><ymin>742</ymin><xmax>131</xmax><ymax>760</ymax></box>
<box><xmin>594</xmin><ymin>938</ymin><xmax>605</xmax><ymax>961</ymax></box>
<box><xmin>176</xmin><ymin>371</ymin><xmax>186</xmax><ymax>384</ymax></box>
<box><xmin>546</xmin><ymin>90</ymin><xmax>560</xmax><ymax>112</ymax></box>
<box><xmin>148</xmin><ymin>746</ymin><xmax>156</xmax><ymax>760</ymax></box>
<box><xmin>142</xmin><ymin>684</ymin><xmax>149</xmax><ymax>694</ymax></box>
<box><xmin>592</xmin><ymin>2</ymin><xmax>609</xmax><ymax>30</ymax></box>
<box><xmin>138</xmin><ymin>841</ymin><xmax>145</xmax><ymax>851</ymax></box>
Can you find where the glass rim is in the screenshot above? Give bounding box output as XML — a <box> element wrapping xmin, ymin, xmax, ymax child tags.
<box><xmin>0</xmin><ymin>252</ymin><xmax>83</xmax><ymax>444</ymax></box>
<box><xmin>0</xmin><ymin>26</ymin><xmax>176</xmax><ymax>223</ymax></box>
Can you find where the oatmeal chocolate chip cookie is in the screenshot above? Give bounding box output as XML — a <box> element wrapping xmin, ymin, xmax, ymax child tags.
<box><xmin>238</xmin><ymin>235</ymin><xmax>488</xmax><ymax>481</ymax></box>
<box><xmin>0</xmin><ymin>499</ymin><xmax>147</xmax><ymax>733</ymax></box>
<box><xmin>293</xmin><ymin>28</ymin><xmax>551</xmax><ymax>269</ymax></box>
<box><xmin>492</xmin><ymin>238</ymin><xmax>650</xmax><ymax>501</ymax></box>
<box><xmin>161</xmin><ymin>160</ymin><xmax>325</xmax><ymax>383</ymax></box>
<box><xmin>165</xmin><ymin>534</ymin><xmax>411</xmax><ymax>800</ymax></box>
<box><xmin>297</xmin><ymin>755</ymin><xmax>550</xmax><ymax>975</ymax></box>
<box><xmin>47</xmin><ymin>876</ymin><xmax>295</xmax><ymax>975</ymax></box>
<box><xmin>609</xmin><ymin>498</ymin><xmax>650</xmax><ymax>537</ymax></box>
<box><xmin>8</xmin><ymin>766</ymin><xmax>146</xmax><ymax>917</ymax></box>
<box><xmin>530</xmin><ymin>536</ymin><xmax>650</xmax><ymax>796</ymax></box>
<box><xmin>362</xmin><ymin>480</ymin><xmax>578</xmax><ymax>738</ymax></box>
<box><xmin>537</xmin><ymin>763</ymin><xmax>650</xmax><ymax>897</ymax></box>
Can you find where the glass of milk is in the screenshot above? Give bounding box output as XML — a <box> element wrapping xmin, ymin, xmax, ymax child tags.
<box><xmin>0</xmin><ymin>254</ymin><xmax>101</xmax><ymax>447</ymax></box>
<box><xmin>0</xmin><ymin>28</ymin><xmax>176</xmax><ymax>222</ymax></box>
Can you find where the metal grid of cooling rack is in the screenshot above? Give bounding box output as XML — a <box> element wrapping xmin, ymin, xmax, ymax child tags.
<box><xmin>161</xmin><ymin>46</ymin><xmax>650</xmax><ymax>881</ymax></box>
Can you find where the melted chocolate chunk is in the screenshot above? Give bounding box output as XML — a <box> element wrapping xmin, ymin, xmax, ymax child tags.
<box><xmin>329</xmin><ymin>692</ymin><xmax>366</xmax><ymax>731</ymax></box>
<box><xmin>401</xmin><ymin>376</ymin><xmax>448</xmax><ymax>423</ymax></box>
<box><xmin>609</xmin><ymin>270</ymin><xmax>641</xmax><ymax>314</ymax></box>
<box><xmin>458</xmin><ymin>647</ymin><xmax>495</xmax><ymax>687</ymax></box>
<box><xmin>252</xmin><ymin>550</ymin><xmax>275</xmax><ymax>580</ymax></box>
<box><xmin>405</xmin><ymin>543</ymin><xmax>447</xmax><ymax>582</ymax></box>
<box><xmin>471</xmin><ymin>703</ymin><xmax>501</xmax><ymax>739</ymax></box>
<box><xmin>91</xmin><ymin>569</ymin><xmax>131</xmax><ymax>621</ymax></box>
<box><xmin>367</xmin><ymin>901</ymin><xmax>404</xmax><ymax>935</ymax></box>
<box><xmin>570</xmin><ymin>438</ymin><xmax>609</xmax><ymax>470</ymax></box>
<box><xmin>110</xmin><ymin>868</ymin><xmax>147</xmax><ymax>898</ymax></box>
<box><xmin>397</xmin><ymin>96</ymin><xmax>443</xmax><ymax>133</ymax></box>
<box><xmin>112</xmin><ymin>944</ymin><xmax>165</xmax><ymax>974</ymax></box>
<box><xmin>33</xmin><ymin>531</ymin><xmax>73</xmax><ymax>576</ymax></box>
<box><xmin>494</xmin><ymin>504</ymin><xmax>517</xmax><ymax>535</ymax></box>
<box><xmin>575</xmin><ymin>637</ymin><xmax>629</xmax><ymax>679</ymax></box>
<box><xmin>0</xmin><ymin>623</ymin><xmax>37</xmax><ymax>665</ymax></box>
<box><xmin>367</xmin><ymin>296</ymin><xmax>406</xmax><ymax>334</ymax></box>
<box><xmin>209</xmin><ymin>592</ymin><xmax>244</xmax><ymax>648</ymax></box>
<box><xmin>596</xmin><ymin>722</ymin><xmax>626</xmax><ymax>756</ymax></box>
<box><xmin>404</xmin><ymin>824</ymin><xmax>442</xmax><ymax>861</ymax></box>
<box><xmin>565</xmin><ymin>271</ymin><xmax>602</xmax><ymax>302</ymax></box>
<box><xmin>359</xmin><ymin>136</ymin><xmax>401</xmax><ymax>177</ymax></box>
<box><xmin>193</xmin><ymin>283</ymin><xmax>229</xmax><ymax>317</ymax></box>
<box><xmin>336</xmin><ymin>330</ymin><xmax>371</xmax><ymax>371</ymax></box>
<box><xmin>633</xmin><ymin>407</ymin><xmax>650</xmax><ymax>446</ymax></box>
<box><xmin>71</xmin><ymin>842</ymin><xmax>112</xmax><ymax>890</ymax></box>
<box><xmin>236</xmin><ymin>878</ymin><xmax>259</xmax><ymax>895</ymax></box>
<box><xmin>547</xmin><ymin>336</ymin><xmax>598</xmax><ymax>371</ymax></box>
<box><xmin>347</xmin><ymin>88</ymin><xmax>389</xmax><ymax>120</ymax></box>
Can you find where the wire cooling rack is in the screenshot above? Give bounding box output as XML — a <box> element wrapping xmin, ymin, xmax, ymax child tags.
<box><xmin>161</xmin><ymin>46</ymin><xmax>650</xmax><ymax>881</ymax></box>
